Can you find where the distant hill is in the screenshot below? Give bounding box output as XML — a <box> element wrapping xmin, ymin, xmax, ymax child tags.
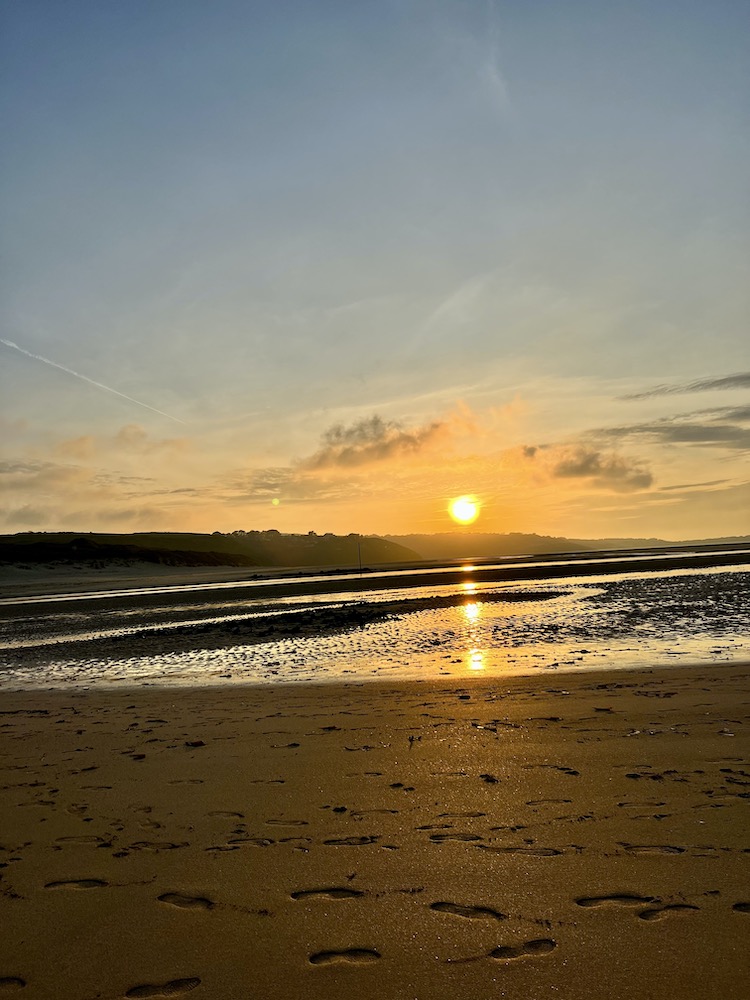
<box><xmin>0</xmin><ymin>531</ymin><xmax>420</xmax><ymax>570</ymax></box>
<box><xmin>3</xmin><ymin>530</ymin><xmax>747</xmax><ymax>572</ymax></box>
<box><xmin>384</xmin><ymin>531</ymin><xmax>750</xmax><ymax>561</ymax></box>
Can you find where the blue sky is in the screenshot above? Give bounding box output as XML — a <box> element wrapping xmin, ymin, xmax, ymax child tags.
<box><xmin>1</xmin><ymin>0</ymin><xmax>748</xmax><ymax>538</ymax></box>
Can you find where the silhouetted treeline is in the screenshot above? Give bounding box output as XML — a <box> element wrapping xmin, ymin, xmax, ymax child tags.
<box><xmin>0</xmin><ymin>531</ymin><xmax>419</xmax><ymax>569</ymax></box>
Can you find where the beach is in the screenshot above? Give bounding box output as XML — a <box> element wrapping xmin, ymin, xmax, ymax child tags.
<box><xmin>1</xmin><ymin>663</ymin><xmax>748</xmax><ymax>999</ymax></box>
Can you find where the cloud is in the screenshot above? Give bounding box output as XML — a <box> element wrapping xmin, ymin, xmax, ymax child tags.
<box><xmin>300</xmin><ymin>415</ymin><xmax>447</xmax><ymax>470</ymax></box>
<box><xmin>50</xmin><ymin>425</ymin><xmax>191</xmax><ymax>460</ymax></box>
<box><xmin>4</xmin><ymin>504</ymin><xmax>52</xmax><ymax>526</ymax></box>
<box><xmin>709</xmin><ymin>405</ymin><xmax>750</xmax><ymax>423</ymax></box>
<box><xmin>0</xmin><ymin>459</ymin><xmax>90</xmax><ymax>493</ymax></box>
<box><xmin>597</xmin><ymin>419</ymin><xmax>750</xmax><ymax>451</ymax></box>
<box><xmin>423</xmin><ymin>272</ymin><xmax>491</xmax><ymax>331</ymax></box>
<box><xmin>482</xmin><ymin>1</ymin><xmax>512</xmax><ymax>115</ymax></box>
<box><xmin>56</xmin><ymin>436</ymin><xmax>98</xmax><ymax>460</ymax></box>
<box><xmin>523</xmin><ymin>445</ymin><xmax>653</xmax><ymax>492</ymax></box>
<box><xmin>0</xmin><ymin>460</ymin><xmax>42</xmax><ymax>475</ymax></box>
<box><xmin>224</xmin><ymin>466</ymin><xmax>359</xmax><ymax>506</ymax></box>
<box><xmin>622</xmin><ymin>372</ymin><xmax>750</xmax><ymax>400</ymax></box>
<box><xmin>590</xmin><ymin>404</ymin><xmax>750</xmax><ymax>452</ymax></box>
<box><xmin>114</xmin><ymin>424</ymin><xmax>190</xmax><ymax>453</ymax></box>
<box><xmin>553</xmin><ymin>448</ymin><xmax>653</xmax><ymax>491</ymax></box>
<box><xmin>659</xmin><ymin>479</ymin><xmax>730</xmax><ymax>493</ymax></box>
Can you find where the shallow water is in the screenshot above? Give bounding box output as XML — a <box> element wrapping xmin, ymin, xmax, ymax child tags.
<box><xmin>1</xmin><ymin>565</ymin><xmax>748</xmax><ymax>689</ymax></box>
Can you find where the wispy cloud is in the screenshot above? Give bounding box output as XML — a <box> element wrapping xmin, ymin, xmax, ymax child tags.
<box><xmin>422</xmin><ymin>272</ymin><xmax>492</xmax><ymax>332</ymax></box>
<box><xmin>596</xmin><ymin>418</ymin><xmax>750</xmax><ymax>451</ymax></box>
<box><xmin>659</xmin><ymin>479</ymin><xmax>729</xmax><ymax>493</ymax></box>
<box><xmin>225</xmin><ymin>466</ymin><xmax>357</xmax><ymax>506</ymax></box>
<box><xmin>1</xmin><ymin>339</ymin><xmax>185</xmax><ymax>424</ymax></box>
<box><xmin>482</xmin><ymin>0</ymin><xmax>512</xmax><ymax>116</ymax></box>
<box><xmin>622</xmin><ymin>372</ymin><xmax>750</xmax><ymax>400</ymax></box>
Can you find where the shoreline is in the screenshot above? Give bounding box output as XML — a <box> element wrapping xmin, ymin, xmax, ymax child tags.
<box><xmin>2</xmin><ymin>661</ymin><xmax>748</xmax><ymax>999</ymax></box>
<box><xmin>2</xmin><ymin>545</ymin><xmax>748</xmax><ymax>603</ymax></box>
<box><xmin>3</xmin><ymin>654</ymin><xmax>750</xmax><ymax>695</ymax></box>
<box><xmin>2</xmin><ymin>655</ymin><xmax>749</xmax><ymax>700</ymax></box>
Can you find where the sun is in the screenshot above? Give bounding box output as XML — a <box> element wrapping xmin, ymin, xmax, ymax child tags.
<box><xmin>449</xmin><ymin>495</ymin><xmax>480</xmax><ymax>525</ymax></box>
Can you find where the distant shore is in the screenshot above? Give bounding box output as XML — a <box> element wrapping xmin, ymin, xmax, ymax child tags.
<box><xmin>2</xmin><ymin>542</ymin><xmax>748</xmax><ymax>601</ymax></box>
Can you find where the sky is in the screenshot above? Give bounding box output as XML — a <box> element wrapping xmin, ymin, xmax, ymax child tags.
<box><xmin>1</xmin><ymin>0</ymin><xmax>748</xmax><ymax>541</ymax></box>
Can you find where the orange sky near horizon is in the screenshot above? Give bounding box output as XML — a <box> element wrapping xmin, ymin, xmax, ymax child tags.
<box><xmin>1</xmin><ymin>3</ymin><xmax>748</xmax><ymax>542</ymax></box>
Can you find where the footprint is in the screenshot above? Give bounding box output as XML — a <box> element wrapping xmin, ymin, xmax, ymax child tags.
<box><xmin>525</xmin><ymin>765</ymin><xmax>579</xmax><ymax>777</ymax></box>
<box><xmin>490</xmin><ymin>939</ymin><xmax>556</xmax><ymax>961</ymax></box>
<box><xmin>0</xmin><ymin>979</ymin><xmax>25</xmax><ymax>991</ymax></box>
<box><xmin>158</xmin><ymin>893</ymin><xmax>214</xmax><ymax>910</ymax></box>
<box><xmin>55</xmin><ymin>836</ymin><xmax>104</xmax><ymax>845</ymax></box>
<box><xmin>526</xmin><ymin>799</ymin><xmax>572</xmax><ymax>806</ymax></box>
<box><xmin>638</xmin><ymin>904</ymin><xmax>699</xmax><ymax>921</ymax></box>
<box><xmin>350</xmin><ymin>809</ymin><xmax>398</xmax><ymax>818</ymax></box>
<box><xmin>45</xmin><ymin>879</ymin><xmax>107</xmax><ymax>890</ymax></box>
<box><xmin>429</xmin><ymin>901</ymin><xmax>507</xmax><ymax>921</ymax></box>
<box><xmin>309</xmin><ymin>950</ymin><xmax>380</xmax><ymax>966</ymax></box>
<box><xmin>125</xmin><ymin>979</ymin><xmax>200</xmax><ymax>998</ymax></box>
<box><xmin>429</xmin><ymin>833</ymin><xmax>482</xmax><ymax>843</ymax></box>
<box><xmin>129</xmin><ymin>842</ymin><xmax>186</xmax><ymax>852</ymax></box>
<box><xmin>323</xmin><ymin>836</ymin><xmax>379</xmax><ymax>846</ymax></box>
<box><xmin>439</xmin><ymin>812</ymin><xmax>487</xmax><ymax>818</ymax></box>
<box><xmin>732</xmin><ymin>902</ymin><xmax>750</xmax><ymax>913</ymax></box>
<box><xmin>620</xmin><ymin>844</ymin><xmax>686</xmax><ymax>855</ymax></box>
<box><xmin>291</xmin><ymin>888</ymin><xmax>365</xmax><ymax>901</ymax></box>
<box><xmin>207</xmin><ymin>811</ymin><xmax>243</xmax><ymax>819</ymax></box>
<box><xmin>227</xmin><ymin>838</ymin><xmax>274</xmax><ymax>848</ymax></box>
<box><xmin>266</xmin><ymin>819</ymin><xmax>308</xmax><ymax>827</ymax></box>
<box><xmin>576</xmin><ymin>894</ymin><xmax>655</xmax><ymax>908</ymax></box>
<box><xmin>479</xmin><ymin>846</ymin><xmax>563</xmax><ymax>857</ymax></box>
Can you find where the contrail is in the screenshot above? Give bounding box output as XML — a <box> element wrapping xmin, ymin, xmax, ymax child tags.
<box><xmin>1</xmin><ymin>338</ymin><xmax>185</xmax><ymax>424</ymax></box>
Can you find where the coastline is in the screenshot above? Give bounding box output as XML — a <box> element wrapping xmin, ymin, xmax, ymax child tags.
<box><xmin>2</xmin><ymin>663</ymin><xmax>748</xmax><ymax>999</ymax></box>
<box><xmin>2</xmin><ymin>543</ymin><xmax>748</xmax><ymax>602</ymax></box>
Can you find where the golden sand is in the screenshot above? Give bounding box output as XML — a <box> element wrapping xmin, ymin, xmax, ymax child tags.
<box><xmin>1</xmin><ymin>664</ymin><xmax>748</xmax><ymax>999</ymax></box>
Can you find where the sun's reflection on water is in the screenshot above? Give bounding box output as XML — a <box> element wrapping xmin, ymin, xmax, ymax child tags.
<box><xmin>463</xmin><ymin>600</ymin><xmax>485</xmax><ymax>670</ymax></box>
<box><xmin>468</xmin><ymin>648</ymin><xmax>485</xmax><ymax>670</ymax></box>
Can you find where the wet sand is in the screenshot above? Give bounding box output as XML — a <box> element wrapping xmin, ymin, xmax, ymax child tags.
<box><xmin>1</xmin><ymin>663</ymin><xmax>748</xmax><ymax>999</ymax></box>
<box><xmin>2</xmin><ymin>543</ymin><xmax>748</xmax><ymax>601</ymax></box>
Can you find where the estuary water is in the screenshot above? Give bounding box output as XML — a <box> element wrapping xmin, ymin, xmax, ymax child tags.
<box><xmin>1</xmin><ymin>560</ymin><xmax>748</xmax><ymax>690</ymax></box>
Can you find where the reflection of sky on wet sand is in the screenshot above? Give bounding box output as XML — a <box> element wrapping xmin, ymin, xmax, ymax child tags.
<box><xmin>1</xmin><ymin>567</ymin><xmax>748</xmax><ymax>690</ymax></box>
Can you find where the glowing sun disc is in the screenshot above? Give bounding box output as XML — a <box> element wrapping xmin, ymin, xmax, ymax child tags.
<box><xmin>449</xmin><ymin>495</ymin><xmax>480</xmax><ymax>524</ymax></box>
